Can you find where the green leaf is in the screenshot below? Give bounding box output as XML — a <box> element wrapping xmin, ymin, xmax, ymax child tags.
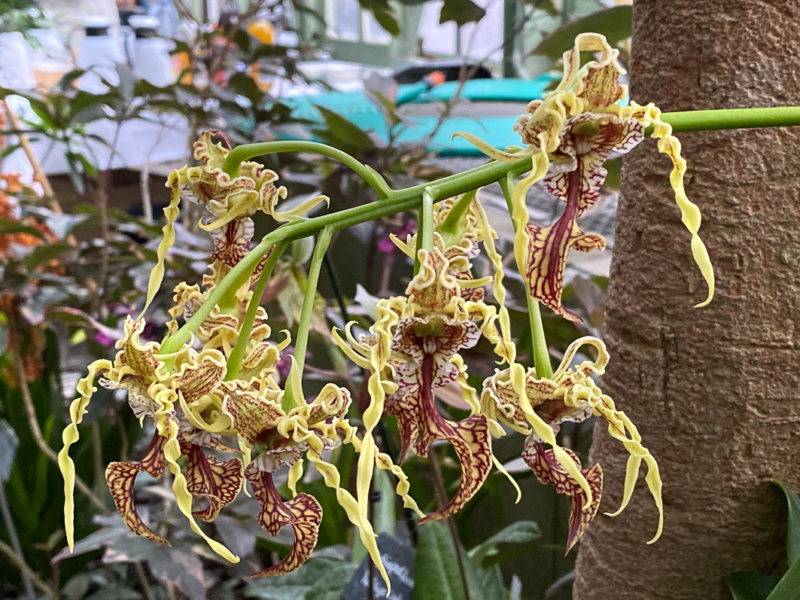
<box><xmin>234</xmin><ymin>27</ymin><xmax>251</xmax><ymax>54</ymax></box>
<box><xmin>531</xmin><ymin>6</ymin><xmax>632</xmax><ymax>59</ymax></box>
<box><xmin>766</xmin><ymin>557</ymin><xmax>800</xmax><ymax>600</ymax></box>
<box><xmin>312</xmin><ymin>106</ymin><xmax>375</xmax><ymax>155</ymax></box>
<box><xmin>24</xmin><ymin>242</ymin><xmax>72</xmax><ymax>272</ymax></box>
<box><xmin>522</xmin><ymin>0</ymin><xmax>559</xmax><ymax>17</ymax></box>
<box><xmin>359</xmin><ymin>0</ymin><xmax>400</xmax><ymax>36</ymax></box>
<box><xmin>414</xmin><ymin>521</ymin><xmax>466</xmax><ymax>600</ymax></box>
<box><xmin>25</xmin><ymin>97</ymin><xmax>58</xmax><ymax>130</ymax></box>
<box><xmin>467</xmin><ymin>520</ymin><xmax>541</xmax><ymax>565</ymax></box>
<box><xmin>0</xmin><ymin>219</ymin><xmax>45</xmax><ymax>239</ymax></box>
<box><xmin>76</xmin><ymin>152</ymin><xmax>98</xmax><ymax>177</ymax></box>
<box><xmin>252</xmin><ymin>44</ymin><xmax>290</xmax><ymax>60</ymax></box>
<box><xmin>439</xmin><ymin>0</ymin><xmax>486</xmax><ymax>26</ymax></box>
<box><xmin>228</xmin><ymin>72</ymin><xmax>264</xmax><ymax>105</ymax></box>
<box><xmin>369</xmin><ymin>89</ymin><xmax>404</xmax><ymax>127</ymax></box>
<box><xmin>373</xmin><ymin>467</ymin><xmax>396</xmax><ymax>536</ymax></box>
<box><xmin>246</xmin><ymin>558</ymin><xmax>357</xmax><ymax>599</ymax></box>
<box><xmin>724</xmin><ymin>572</ymin><xmax>779</xmax><ymax>600</ymax></box>
<box><xmin>774</xmin><ymin>481</ymin><xmax>800</xmax><ymax>565</ymax></box>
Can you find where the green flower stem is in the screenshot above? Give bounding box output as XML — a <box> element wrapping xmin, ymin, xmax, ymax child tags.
<box><xmin>221</xmin><ymin>141</ymin><xmax>393</xmax><ymax>199</ymax></box>
<box><xmin>159</xmin><ymin>234</ymin><xmax>275</xmax><ymax>355</ymax></box>
<box><xmin>414</xmin><ymin>188</ymin><xmax>433</xmax><ymax>275</ymax></box>
<box><xmin>283</xmin><ymin>226</ymin><xmax>335</xmax><ymax>412</ymax></box>
<box><xmin>525</xmin><ymin>297</ymin><xmax>552</xmax><ymax>378</ymax></box>
<box><xmin>218</xmin><ymin>259</ymin><xmax>260</xmax><ymax>311</ymax></box>
<box><xmin>161</xmin><ymin>157</ymin><xmax>535</xmax><ymax>353</ymax></box>
<box><xmin>438</xmin><ymin>188</ymin><xmax>476</xmax><ymax>239</ymax></box>
<box><xmin>421</xmin><ymin>189</ymin><xmax>434</xmax><ymax>252</ymax></box>
<box><xmin>499</xmin><ymin>172</ymin><xmax>553</xmax><ymax>378</ymax></box>
<box><xmin>291</xmin><ymin>226</ymin><xmax>335</xmax><ymax>370</ymax></box>
<box><xmin>224</xmin><ymin>240</ymin><xmax>288</xmax><ymax>381</ymax></box>
<box><xmin>166</xmin><ymin>105</ymin><xmax>800</xmax><ymax>357</ymax></box>
<box><xmin>658</xmin><ymin>106</ymin><xmax>800</xmax><ymax>134</ymax></box>
<box><xmin>413</xmin><ymin>188</ymin><xmax>435</xmax><ymax>274</ymax></box>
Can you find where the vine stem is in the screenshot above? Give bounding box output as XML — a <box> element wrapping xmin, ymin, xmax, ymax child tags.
<box><xmin>224</xmin><ymin>240</ymin><xmax>288</xmax><ymax>381</ymax></box>
<box><xmin>160</xmin><ymin>106</ymin><xmax>800</xmax><ymax>352</ymax></box>
<box><xmin>159</xmin><ymin>156</ymin><xmax>535</xmax><ymax>353</ymax></box>
<box><xmin>498</xmin><ymin>173</ymin><xmax>553</xmax><ymax>378</ymax></box>
<box><xmin>650</xmin><ymin>106</ymin><xmax>800</xmax><ymax>134</ymax></box>
<box><xmin>283</xmin><ymin>226</ymin><xmax>335</xmax><ymax>411</ymax></box>
<box><xmin>222</xmin><ymin>141</ymin><xmax>393</xmax><ymax>199</ymax></box>
<box><xmin>0</xmin><ymin>540</ymin><xmax>56</xmax><ymax>599</ymax></box>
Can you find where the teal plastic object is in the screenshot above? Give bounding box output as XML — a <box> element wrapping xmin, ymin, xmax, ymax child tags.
<box><xmin>277</xmin><ymin>75</ymin><xmax>558</xmax><ymax>155</ymax></box>
<box><xmin>409</xmin><ymin>74</ymin><xmax>558</xmax><ymax>103</ymax></box>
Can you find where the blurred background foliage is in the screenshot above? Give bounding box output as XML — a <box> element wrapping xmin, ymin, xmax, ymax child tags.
<box><xmin>0</xmin><ymin>0</ymin><xmax>635</xmax><ymax>598</ymax></box>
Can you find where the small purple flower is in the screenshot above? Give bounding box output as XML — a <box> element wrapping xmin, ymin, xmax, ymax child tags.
<box><xmin>94</xmin><ymin>331</ymin><xmax>116</xmax><ymax>348</ymax></box>
<box><xmin>378</xmin><ymin>220</ymin><xmax>417</xmax><ymax>254</ymax></box>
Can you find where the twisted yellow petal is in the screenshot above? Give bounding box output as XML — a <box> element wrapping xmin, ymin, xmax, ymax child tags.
<box><xmin>58</xmin><ymin>359</ymin><xmax>112</xmax><ymax>551</ymax></box>
<box><xmin>140</xmin><ymin>182</ymin><xmax>181</xmax><ymax>317</ymax></box>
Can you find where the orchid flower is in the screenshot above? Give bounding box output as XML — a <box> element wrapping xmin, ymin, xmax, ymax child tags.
<box><xmin>58</xmin><ymin>317</ymin><xmax>241</xmax><ymax>562</ymax></box>
<box><xmin>335</xmin><ymin>197</ymin><xmax>518</xmax><ymax>523</ymax></box>
<box><xmin>481</xmin><ymin>336</ymin><xmax>662</xmax><ymax>552</ymax></box>
<box><xmin>140</xmin><ymin>131</ymin><xmax>327</xmax><ymax>316</ymax></box>
<box><xmin>225</xmin><ymin>363</ymin><xmax>385</xmax><ymax>578</ymax></box>
<box><xmin>458</xmin><ymin>33</ymin><xmax>714</xmax><ymax>322</ymax></box>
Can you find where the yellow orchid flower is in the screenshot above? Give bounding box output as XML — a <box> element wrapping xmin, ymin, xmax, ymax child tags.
<box><xmin>222</xmin><ymin>364</ymin><xmax>384</xmax><ymax>579</ymax></box>
<box><xmin>336</xmin><ymin>226</ymin><xmax>514</xmax><ymax>524</ymax></box>
<box><xmin>142</xmin><ymin>131</ymin><xmax>328</xmax><ymax>314</ymax></box>
<box><xmin>481</xmin><ymin>336</ymin><xmax>663</xmax><ymax>552</ymax></box>
<box><xmin>59</xmin><ymin>133</ymin><xmax>352</xmax><ymax>578</ymax></box>
<box><xmin>459</xmin><ymin>33</ymin><xmax>714</xmax><ymax>322</ymax></box>
<box><xmin>59</xmin><ymin>317</ymin><xmax>241</xmax><ymax>562</ymax></box>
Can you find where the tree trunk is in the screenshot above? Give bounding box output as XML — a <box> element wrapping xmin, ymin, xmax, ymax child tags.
<box><xmin>573</xmin><ymin>2</ymin><xmax>800</xmax><ymax>598</ymax></box>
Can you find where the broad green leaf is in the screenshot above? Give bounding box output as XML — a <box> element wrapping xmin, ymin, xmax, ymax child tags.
<box><xmin>76</xmin><ymin>152</ymin><xmax>98</xmax><ymax>177</ymax></box>
<box><xmin>766</xmin><ymin>557</ymin><xmax>800</xmax><ymax>600</ymax></box>
<box><xmin>252</xmin><ymin>44</ymin><xmax>290</xmax><ymax>60</ymax></box>
<box><xmin>229</xmin><ymin>72</ymin><xmax>264</xmax><ymax>105</ymax></box>
<box><xmin>774</xmin><ymin>481</ymin><xmax>800</xmax><ymax>565</ymax></box>
<box><xmin>467</xmin><ymin>520</ymin><xmax>541</xmax><ymax>565</ymax></box>
<box><xmin>24</xmin><ymin>242</ymin><xmax>71</xmax><ymax>272</ymax></box>
<box><xmin>313</xmin><ymin>106</ymin><xmax>375</xmax><ymax>156</ymax></box>
<box><xmin>358</xmin><ymin>0</ymin><xmax>400</xmax><ymax>36</ymax></box>
<box><xmin>234</xmin><ymin>28</ymin><xmax>251</xmax><ymax>54</ymax></box>
<box><xmin>373</xmin><ymin>467</ymin><xmax>396</xmax><ymax>536</ymax></box>
<box><xmin>531</xmin><ymin>6</ymin><xmax>632</xmax><ymax>59</ymax></box>
<box><xmin>246</xmin><ymin>558</ymin><xmax>357</xmax><ymax>599</ymax></box>
<box><xmin>370</xmin><ymin>6</ymin><xmax>400</xmax><ymax>36</ymax></box>
<box><xmin>415</xmin><ymin>521</ymin><xmax>466</xmax><ymax>600</ymax></box>
<box><xmin>0</xmin><ymin>219</ymin><xmax>45</xmax><ymax>239</ymax></box>
<box><xmin>439</xmin><ymin>0</ymin><xmax>485</xmax><ymax>26</ymax></box>
<box><xmin>370</xmin><ymin>90</ymin><xmax>404</xmax><ymax>127</ymax></box>
<box><xmin>724</xmin><ymin>572</ymin><xmax>779</xmax><ymax>600</ymax></box>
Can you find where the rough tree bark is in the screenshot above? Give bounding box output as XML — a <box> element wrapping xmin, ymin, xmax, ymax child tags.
<box><xmin>573</xmin><ymin>1</ymin><xmax>800</xmax><ymax>598</ymax></box>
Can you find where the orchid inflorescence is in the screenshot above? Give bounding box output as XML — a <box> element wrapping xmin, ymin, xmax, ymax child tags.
<box><xmin>58</xmin><ymin>33</ymin><xmax>713</xmax><ymax>588</ymax></box>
